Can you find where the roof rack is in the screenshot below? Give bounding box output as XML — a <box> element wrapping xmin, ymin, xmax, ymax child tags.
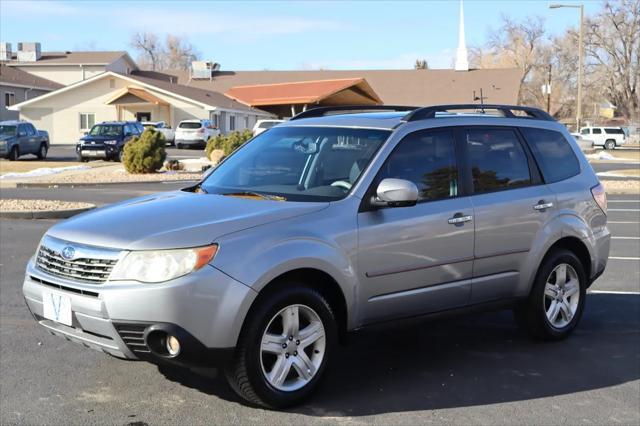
<box><xmin>290</xmin><ymin>105</ymin><xmax>418</xmax><ymax>121</ymax></box>
<box><xmin>402</xmin><ymin>104</ymin><xmax>554</xmax><ymax>122</ymax></box>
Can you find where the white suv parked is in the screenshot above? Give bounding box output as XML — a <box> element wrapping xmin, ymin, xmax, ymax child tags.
<box><xmin>580</xmin><ymin>126</ymin><xmax>626</xmax><ymax>150</ymax></box>
<box><xmin>175</xmin><ymin>119</ymin><xmax>220</xmax><ymax>149</ymax></box>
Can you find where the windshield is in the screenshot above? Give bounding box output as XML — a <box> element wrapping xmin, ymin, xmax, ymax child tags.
<box><xmin>89</xmin><ymin>125</ymin><xmax>122</xmax><ymax>137</ymax></box>
<box><xmin>201</xmin><ymin>126</ymin><xmax>391</xmax><ymax>202</ymax></box>
<box><xmin>0</xmin><ymin>125</ymin><xmax>16</xmax><ymax>137</ymax></box>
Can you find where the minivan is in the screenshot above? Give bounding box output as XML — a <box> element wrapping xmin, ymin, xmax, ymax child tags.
<box><xmin>24</xmin><ymin>104</ymin><xmax>610</xmax><ymax>408</ymax></box>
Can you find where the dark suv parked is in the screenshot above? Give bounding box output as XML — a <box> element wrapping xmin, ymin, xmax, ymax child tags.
<box><xmin>76</xmin><ymin>121</ymin><xmax>143</xmax><ymax>162</ymax></box>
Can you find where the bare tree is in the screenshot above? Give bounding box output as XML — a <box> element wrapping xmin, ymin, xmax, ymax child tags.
<box><xmin>414</xmin><ymin>59</ymin><xmax>429</xmax><ymax>70</ymax></box>
<box><xmin>584</xmin><ymin>0</ymin><xmax>640</xmax><ymax>120</ymax></box>
<box><xmin>165</xmin><ymin>35</ymin><xmax>199</xmax><ymax>70</ymax></box>
<box><xmin>130</xmin><ymin>32</ymin><xmax>162</xmax><ymax>71</ymax></box>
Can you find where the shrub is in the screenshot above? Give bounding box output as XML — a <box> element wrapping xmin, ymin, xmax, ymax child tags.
<box><xmin>122</xmin><ymin>129</ymin><xmax>167</xmax><ymax>174</ymax></box>
<box><xmin>205</xmin><ymin>129</ymin><xmax>253</xmax><ymax>157</ymax></box>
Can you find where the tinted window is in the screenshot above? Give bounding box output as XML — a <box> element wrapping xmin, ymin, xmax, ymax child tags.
<box><xmin>179</xmin><ymin>122</ymin><xmax>202</xmax><ymax>129</ymax></box>
<box><xmin>467</xmin><ymin>128</ymin><xmax>531</xmax><ymax>193</ymax></box>
<box><xmin>377</xmin><ymin>129</ymin><xmax>458</xmax><ymax>201</ymax></box>
<box><xmin>593</xmin><ymin>128</ymin><xmax>602</xmax><ymax>134</ymax></box>
<box><xmin>581</xmin><ymin>129</ymin><xmax>590</xmax><ymax>135</ymax></box>
<box><xmin>521</xmin><ymin>128</ymin><xmax>580</xmax><ymax>183</ymax></box>
<box><xmin>604</xmin><ymin>128</ymin><xmax>624</xmax><ymax>134</ymax></box>
<box><xmin>25</xmin><ymin>124</ymin><xmax>36</xmax><ymax>136</ymax></box>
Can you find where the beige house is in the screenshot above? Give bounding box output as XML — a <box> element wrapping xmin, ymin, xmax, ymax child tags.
<box><xmin>8</xmin><ymin>71</ymin><xmax>272</xmax><ymax>144</ymax></box>
<box><xmin>0</xmin><ymin>63</ymin><xmax>62</xmax><ymax>121</ymax></box>
<box><xmin>4</xmin><ymin>50</ymin><xmax>138</xmax><ymax>86</ymax></box>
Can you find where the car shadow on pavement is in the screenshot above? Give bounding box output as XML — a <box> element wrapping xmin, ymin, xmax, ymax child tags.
<box><xmin>157</xmin><ymin>293</ymin><xmax>639</xmax><ymax>415</ymax></box>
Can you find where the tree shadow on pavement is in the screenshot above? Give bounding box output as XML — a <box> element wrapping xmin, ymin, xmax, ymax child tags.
<box><xmin>157</xmin><ymin>293</ymin><xmax>640</xmax><ymax>415</ymax></box>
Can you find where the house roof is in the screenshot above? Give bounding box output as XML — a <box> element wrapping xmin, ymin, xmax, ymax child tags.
<box><xmin>4</xmin><ymin>51</ymin><xmax>133</xmax><ymax>66</ymax></box>
<box><xmin>225</xmin><ymin>78</ymin><xmax>382</xmax><ymax>106</ymax></box>
<box><xmin>134</xmin><ymin>68</ymin><xmax>523</xmax><ymax>106</ymax></box>
<box><xmin>8</xmin><ymin>71</ymin><xmax>272</xmax><ymax>116</ymax></box>
<box><xmin>0</xmin><ymin>63</ymin><xmax>63</xmax><ymax>90</ymax></box>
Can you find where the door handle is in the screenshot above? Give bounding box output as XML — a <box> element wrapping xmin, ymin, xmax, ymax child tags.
<box><xmin>448</xmin><ymin>213</ymin><xmax>473</xmax><ymax>225</ymax></box>
<box><xmin>533</xmin><ymin>201</ymin><xmax>554</xmax><ymax>211</ymax></box>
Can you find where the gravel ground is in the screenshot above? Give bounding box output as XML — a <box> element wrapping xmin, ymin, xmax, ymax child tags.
<box><xmin>0</xmin><ymin>199</ymin><xmax>94</xmax><ymax>212</ymax></box>
<box><xmin>3</xmin><ymin>164</ymin><xmax>203</xmax><ymax>184</ymax></box>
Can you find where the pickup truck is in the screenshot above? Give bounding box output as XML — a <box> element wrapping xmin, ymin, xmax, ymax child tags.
<box><xmin>142</xmin><ymin>121</ymin><xmax>175</xmax><ymax>145</ymax></box>
<box><xmin>0</xmin><ymin>120</ymin><xmax>50</xmax><ymax>161</ymax></box>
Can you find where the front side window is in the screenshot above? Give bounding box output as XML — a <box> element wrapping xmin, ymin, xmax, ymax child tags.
<box><xmin>593</xmin><ymin>128</ymin><xmax>602</xmax><ymax>134</ymax></box>
<box><xmin>467</xmin><ymin>128</ymin><xmax>531</xmax><ymax>193</ymax></box>
<box><xmin>80</xmin><ymin>113</ymin><xmax>95</xmax><ymax>131</ymax></box>
<box><xmin>376</xmin><ymin>129</ymin><xmax>458</xmax><ymax>201</ymax></box>
<box><xmin>89</xmin><ymin>124</ymin><xmax>122</xmax><ymax>137</ymax></box>
<box><xmin>521</xmin><ymin>128</ymin><xmax>580</xmax><ymax>183</ymax></box>
<box><xmin>201</xmin><ymin>126</ymin><xmax>390</xmax><ymax>202</ymax></box>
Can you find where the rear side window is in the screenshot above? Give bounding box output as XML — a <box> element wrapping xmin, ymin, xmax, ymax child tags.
<box><xmin>521</xmin><ymin>128</ymin><xmax>580</xmax><ymax>183</ymax></box>
<box><xmin>593</xmin><ymin>128</ymin><xmax>602</xmax><ymax>134</ymax></box>
<box><xmin>378</xmin><ymin>129</ymin><xmax>458</xmax><ymax>201</ymax></box>
<box><xmin>466</xmin><ymin>128</ymin><xmax>531</xmax><ymax>193</ymax></box>
<box><xmin>179</xmin><ymin>122</ymin><xmax>202</xmax><ymax>129</ymax></box>
<box><xmin>581</xmin><ymin>129</ymin><xmax>590</xmax><ymax>135</ymax></box>
<box><xmin>604</xmin><ymin>128</ymin><xmax>624</xmax><ymax>134</ymax></box>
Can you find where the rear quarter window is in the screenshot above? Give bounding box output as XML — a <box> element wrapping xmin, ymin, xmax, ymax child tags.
<box><xmin>604</xmin><ymin>128</ymin><xmax>624</xmax><ymax>134</ymax></box>
<box><xmin>521</xmin><ymin>128</ymin><xmax>580</xmax><ymax>183</ymax></box>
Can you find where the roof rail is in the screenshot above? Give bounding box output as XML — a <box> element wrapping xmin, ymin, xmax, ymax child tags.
<box><xmin>402</xmin><ymin>104</ymin><xmax>555</xmax><ymax>122</ymax></box>
<box><xmin>290</xmin><ymin>105</ymin><xmax>418</xmax><ymax>121</ymax></box>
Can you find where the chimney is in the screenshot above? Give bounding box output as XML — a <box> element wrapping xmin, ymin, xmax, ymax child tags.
<box><xmin>454</xmin><ymin>0</ymin><xmax>469</xmax><ymax>72</ymax></box>
<box><xmin>0</xmin><ymin>42</ymin><xmax>11</xmax><ymax>61</ymax></box>
<box><xmin>17</xmin><ymin>42</ymin><xmax>41</xmax><ymax>62</ymax></box>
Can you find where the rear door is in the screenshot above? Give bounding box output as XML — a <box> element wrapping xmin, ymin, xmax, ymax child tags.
<box><xmin>357</xmin><ymin>128</ymin><xmax>475</xmax><ymax>323</ymax></box>
<box><xmin>464</xmin><ymin>126</ymin><xmax>555</xmax><ymax>303</ymax></box>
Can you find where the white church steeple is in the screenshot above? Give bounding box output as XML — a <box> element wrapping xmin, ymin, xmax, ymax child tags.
<box><xmin>455</xmin><ymin>0</ymin><xmax>469</xmax><ymax>71</ymax></box>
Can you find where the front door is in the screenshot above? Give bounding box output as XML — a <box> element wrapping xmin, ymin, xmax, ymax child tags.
<box><xmin>136</xmin><ymin>112</ymin><xmax>151</xmax><ymax>122</ymax></box>
<box><xmin>357</xmin><ymin>128</ymin><xmax>474</xmax><ymax>323</ymax></box>
<box><xmin>463</xmin><ymin>127</ymin><xmax>555</xmax><ymax>303</ymax></box>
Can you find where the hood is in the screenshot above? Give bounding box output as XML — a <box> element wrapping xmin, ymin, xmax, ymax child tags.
<box><xmin>47</xmin><ymin>190</ymin><xmax>328</xmax><ymax>250</ymax></box>
<box><xmin>0</xmin><ymin>135</ymin><xmax>15</xmax><ymax>142</ymax></box>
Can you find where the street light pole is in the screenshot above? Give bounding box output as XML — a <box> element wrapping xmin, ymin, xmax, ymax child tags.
<box><xmin>550</xmin><ymin>3</ymin><xmax>584</xmax><ymax>131</ymax></box>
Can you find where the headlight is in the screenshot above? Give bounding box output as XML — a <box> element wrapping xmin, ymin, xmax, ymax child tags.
<box><xmin>104</xmin><ymin>140</ymin><xmax>118</xmax><ymax>145</ymax></box>
<box><xmin>0</xmin><ymin>140</ymin><xmax>7</xmax><ymax>147</ymax></box>
<box><xmin>109</xmin><ymin>244</ymin><xmax>218</xmax><ymax>283</ymax></box>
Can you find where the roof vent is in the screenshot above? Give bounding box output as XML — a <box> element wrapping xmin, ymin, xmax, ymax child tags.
<box><xmin>0</xmin><ymin>42</ymin><xmax>11</xmax><ymax>61</ymax></box>
<box><xmin>17</xmin><ymin>42</ymin><xmax>41</xmax><ymax>62</ymax></box>
<box><xmin>190</xmin><ymin>61</ymin><xmax>220</xmax><ymax>81</ymax></box>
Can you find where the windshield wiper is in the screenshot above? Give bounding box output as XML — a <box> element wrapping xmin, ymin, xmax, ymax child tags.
<box><xmin>221</xmin><ymin>191</ymin><xmax>285</xmax><ymax>201</ymax></box>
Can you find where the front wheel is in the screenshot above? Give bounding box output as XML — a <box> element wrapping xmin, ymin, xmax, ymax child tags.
<box><xmin>604</xmin><ymin>140</ymin><xmax>616</xmax><ymax>150</ymax></box>
<box><xmin>8</xmin><ymin>146</ymin><xmax>19</xmax><ymax>161</ymax></box>
<box><xmin>514</xmin><ymin>249</ymin><xmax>586</xmax><ymax>340</ymax></box>
<box><xmin>37</xmin><ymin>143</ymin><xmax>48</xmax><ymax>160</ymax></box>
<box><xmin>225</xmin><ymin>285</ymin><xmax>337</xmax><ymax>408</ymax></box>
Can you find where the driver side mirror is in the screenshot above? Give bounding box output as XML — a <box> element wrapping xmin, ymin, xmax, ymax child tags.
<box><xmin>372</xmin><ymin>178</ymin><xmax>419</xmax><ymax>208</ymax></box>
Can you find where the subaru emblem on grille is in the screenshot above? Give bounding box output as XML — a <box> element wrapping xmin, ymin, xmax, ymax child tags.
<box><xmin>61</xmin><ymin>246</ymin><xmax>76</xmax><ymax>260</ymax></box>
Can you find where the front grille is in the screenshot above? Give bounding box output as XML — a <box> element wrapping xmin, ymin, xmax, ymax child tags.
<box><xmin>30</xmin><ymin>275</ymin><xmax>100</xmax><ymax>298</ymax></box>
<box><xmin>114</xmin><ymin>323</ymin><xmax>151</xmax><ymax>355</ymax></box>
<box><xmin>36</xmin><ymin>245</ymin><xmax>117</xmax><ymax>284</ymax></box>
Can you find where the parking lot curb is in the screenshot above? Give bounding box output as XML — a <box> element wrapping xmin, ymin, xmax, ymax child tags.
<box><xmin>0</xmin><ymin>205</ymin><xmax>95</xmax><ymax>219</ymax></box>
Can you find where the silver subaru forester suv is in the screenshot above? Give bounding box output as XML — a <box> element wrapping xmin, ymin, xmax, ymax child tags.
<box><xmin>23</xmin><ymin>104</ymin><xmax>610</xmax><ymax>408</ymax></box>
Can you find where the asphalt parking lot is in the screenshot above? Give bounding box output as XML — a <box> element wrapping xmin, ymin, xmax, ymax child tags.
<box><xmin>1</xmin><ymin>152</ymin><xmax>639</xmax><ymax>424</ymax></box>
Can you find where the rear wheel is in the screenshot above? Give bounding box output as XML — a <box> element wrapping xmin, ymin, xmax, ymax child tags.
<box><xmin>604</xmin><ymin>140</ymin><xmax>616</xmax><ymax>150</ymax></box>
<box><xmin>225</xmin><ymin>285</ymin><xmax>336</xmax><ymax>408</ymax></box>
<box><xmin>176</xmin><ymin>143</ymin><xmax>183</xmax><ymax>149</ymax></box>
<box><xmin>8</xmin><ymin>146</ymin><xmax>19</xmax><ymax>161</ymax></box>
<box><xmin>36</xmin><ymin>143</ymin><xmax>48</xmax><ymax>160</ymax></box>
<box><xmin>514</xmin><ymin>249</ymin><xmax>586</xmax><ymax>340</ymax></box>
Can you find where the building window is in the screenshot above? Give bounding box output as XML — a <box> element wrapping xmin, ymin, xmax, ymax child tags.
<box><xmin>4</xmin><ymin>92</ymin><xmax>15</xmax><ymax>107</ymax></box>
<box><xmin>229</xmin><ymin>115</ymin><xmax>236</xmax><ymax>131</ymax></box>
<box><xmin>109</xmin><ymin>79</ymin><xmax>116</xmax><ymax>89</ymax></box>
<box><xmin>211</xmin><ymin>114</ymin><xmax>219</xmax><ymax>128</ymax></box>
<box><xmin>80</xmin><ymin>113</ymin><xmax>95</xmax><ymax>130</ymax></box>
<box><xmin>244</xmin><ymin>116</ymin><xmax>249</xmax><ymax>129</ymax></box>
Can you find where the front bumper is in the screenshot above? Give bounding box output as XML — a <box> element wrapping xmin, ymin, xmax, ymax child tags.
<box><xmin>77</xmin><ymin>145</ymin><xmax>119</xmax><ymax>158</ymax></box>
<box><xmin>23</xmin><ymin>259</ymin><xmax>256</xmax><ymax>365</ymax></box>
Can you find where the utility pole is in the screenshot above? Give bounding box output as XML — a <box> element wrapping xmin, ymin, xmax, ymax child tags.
<box><xmin>550</xmin><ymin>3</ymin><xmax>584</xmax><ymax>130</ymax></box>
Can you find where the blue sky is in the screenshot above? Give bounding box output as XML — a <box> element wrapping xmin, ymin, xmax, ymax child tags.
<box><xmin>0</xmin><ymin>0</ymin><xmax>601</xmax><ymax>70</ymax></box>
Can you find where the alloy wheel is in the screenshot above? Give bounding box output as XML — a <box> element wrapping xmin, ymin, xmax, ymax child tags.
<box><xmin>544</xmin><ymin>263</ymin><xmax>580</xmax><ymax>329</ymax></box>
<box><xmin>260</xmin><ymin>304</ymin><xmax>326</xmax><ymax>392</ymax></box>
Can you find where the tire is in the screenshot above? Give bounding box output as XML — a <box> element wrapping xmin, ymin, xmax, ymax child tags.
<box><xmin>8</xmin><ymin>146</ymin><xmax>19</xmax><ymax>161</ymax></box>
<box><xmin>225</xmin><ymin>284</ymin><xmax>337</xmax><ymax>408</ymax></box>
<box><xmin>117</xmin><ymin>150</ymin><xmax>124</xmax><ymax>163</ymax></box>
<box><xmin>514</xmin><ymin>249</ymin><xmax>587</xmax><ymax>341</ymax></box>
<box><xmin>604</xmin><ymin>140</ymin><xmax>616</xmax><ymax>150</ymax></box>
<box><xmin>176</xmin><ymin>143</ymin><xmax>183</xmax><ymax>149</ymax></box>
<box><xmin>36</xmin><ymin>143</ymin><xmax>48</xmax><ymax>160</ymax></box>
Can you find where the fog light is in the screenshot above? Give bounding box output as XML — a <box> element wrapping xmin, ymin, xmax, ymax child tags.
<box><xmin>166</xmin><ymin>335</ymin><xmax>181</xmax><ymax>356</ymax></box>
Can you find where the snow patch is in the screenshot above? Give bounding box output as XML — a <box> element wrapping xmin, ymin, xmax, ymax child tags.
<box><xmin>0</xmin><ymin>165</ymin><xmax>91</xmax><ymax>180</ymax></box>
<box><xmin>585</xmin><ymin>151</ymin><xmax>616</xmax><ymax>161</ymax></box>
